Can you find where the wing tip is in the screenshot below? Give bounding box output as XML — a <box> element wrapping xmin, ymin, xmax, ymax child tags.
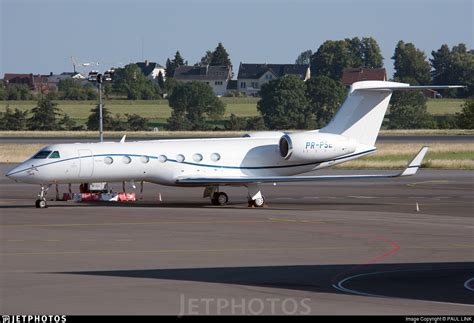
<box><xmin>400</xmin><ymin>146</ymin><xmax>429</xmax><ymax>176</ymax></box>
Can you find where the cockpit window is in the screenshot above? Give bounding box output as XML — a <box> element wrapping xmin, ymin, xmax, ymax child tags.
<box><xmin>32</xmin><ymin>150</ymin><xmax>52</xmax><ymax>159</ymax></box>
<box><xmin>49</xmin><ymin>151</ymin><xmax>60</xmax><ymax>159</ymax></box>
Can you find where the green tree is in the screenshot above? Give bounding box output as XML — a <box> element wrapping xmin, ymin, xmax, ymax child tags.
<box><xmin>165</xmin><ymin>58</ymin><xmax>173</xmax><ymax>78</ymax></box>
<box><xmin>430</xmin><ymin>44</ymin><xmax>452</xmax><ymax>85</ymax></box>
<box><xmin>86</xmin><ymin>104</ymin><xmax>122</xmax><ymax>130</ymax></box>
<box><xmin>310</xmin><ymin>37</ymin><xmax>383</xmax><ymax>80</ymax></box>
<box><xmin>58</xmin><ymin>114</ymin><xmax>77</xmax><ymax>131</ymax></box>
<box><xmin>199</xmin><ymin>50</ymin><xmax>213</xmax><ymax>65</ymax></box>
<box><xmin>112</xmin><ymin>64</ymin><xmax>160</xmax><ymax>100</ymax></box>
<box><xmin>125</xmin><ymin>113</ymin><xmax>149</xmax><ymax>131</ymax></box>
<box><xmin>165</xmin><ymin>51</ymin><xmax>186</xmax><ymax>77</ymax></box>
<box><xmin>45</xmin><ymin>89</ymin><xmax>59</xmax><ymax>101</ymax></box>
<box><xmin>456</xmin><ymin>99</ymin><xmax>474</xmax><ymax>129</ymax></box>
<box><xmin>224</xmin><ymin>114</ymin><xmax>266</xmax><ymax>131</ymax></box>
<box><xmin>392</xmin><ymin>41</ymin><xmax>431</xmax><ymax>85</ymax></box>
<box><xmin>305</xmin><ymin>75</ymin><xmax>346</xmax><ymax>127</ymax></box>
<box><xmin>28</xmin><ymin>98</ymin><xmax>61</xmax><ymax>130</ymax></box>
<box><xmin>360</xmin><ymin>37</ymin><xmax>384</xmax><ymax>68</ymax></box>
<box><xmin>0</xmin><ymin>106</ymin><xmax>28</xmax><ymax>130</ymax></box>
<box><xmin>295</xmin><ymin>49</ymin><xmax>313</xmax><ymax>65</ymax></box>
<box><xmin>311</xmin><ymin>40</ymin><xmax>351</xmax><ymax>80</ymax></box>
<box><xmin>0</xmin><ymin>81</ymin><xmax>5</xmax><ymax>100</ymax></box>
<box><xmin>103</xmin><ymin>83</ymin><xmax>112</xmax><ymax>99</ymax></box>
<box><xmin>210</xmin><ymin>42</ymin><xmax>232</xmax><ymax>67</ymax></box>
<box><xmin>257</xmin><ymin>75</ymin><xmax>312</xmax><ymax>129</ymax></box>
<box><xmin>57</xmin><ymin>79</ymin><xmax>97</xmax><ymax>100</ymax></box>
<box><xmin>167</xmin><ymin>81</ymin><xmax>225</xmax><ymax>130</ymax></box>
<box><xmin>163</xmin><ymin>77</ymin><xmax>180</xmax><ymax>97</ymax></box>
<box><xmin>431</xmin><ymin>43</ymin><xmax>474</xmax><ymax>97</ymax></box>
<box><xmin>5</xmin><ymin>84</ymin><xmax>32</xmax><ymax>100</ymax></box>
<box><xmin>244</xmin><ymin>116</ymin><xmax>266</xmax><ymax>131</ymax></box>
<box><xmin>157</xmin><ymin>71</ymin><xmax>165</xmax><ymax>90</ymax></box>
<box><xmin>225</xmin><ymin>114</ymin><xmax>247</xmax><ymax>130</ymax></box>
<box><xmin>387</xmin><ymin>91</ymin><xmax>435</xmax><ymax>129</ymax></box>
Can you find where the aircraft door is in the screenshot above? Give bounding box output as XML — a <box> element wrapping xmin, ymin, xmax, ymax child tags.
<box><xmin>78</xmin><ymin>149</ymin><xmax>94</xmax><ymax>177</ymax></box>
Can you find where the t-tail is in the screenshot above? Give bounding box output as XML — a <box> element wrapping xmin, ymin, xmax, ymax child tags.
<box><xmin>319</xmin><ymin>81</ymin><xmax>463</xmax><ymax>146</ymax></box>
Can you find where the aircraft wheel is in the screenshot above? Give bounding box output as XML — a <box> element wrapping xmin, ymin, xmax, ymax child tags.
<box><xmin>253</xmin><ymin>196</ymin><xmax>265</xmax><ymax>207</ymax></box>
<box><xmin>35</xmin><ymin>199</ymin><xmax>47</xmax><ymax>208</ymax></box>
<box><xmin>212</xmin><ymin>192</ymin><xmax>228</xmax><ymax>206</ymax></box>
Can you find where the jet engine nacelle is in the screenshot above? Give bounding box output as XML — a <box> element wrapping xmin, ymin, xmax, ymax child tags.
<box><xmin>279</xmin><ymin>132</ymin><xmax>357</xmax><ymax>162</ymax></box>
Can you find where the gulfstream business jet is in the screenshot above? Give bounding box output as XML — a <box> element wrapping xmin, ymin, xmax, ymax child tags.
<box><xmin>6</xmin><ymin>81</ymin><xmax>462</xmax><ymax>208</ymax></box>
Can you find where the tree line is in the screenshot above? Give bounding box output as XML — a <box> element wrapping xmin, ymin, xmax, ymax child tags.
<box><xmin>0</xmin><ymin>99</ymin><xmax>150</xmax><ymax>131</ymax></box>
<box><xmin>258</xmin><ymin>37</ymin><xmax>473</xmax><ymax>130</ymax></box>
<box><xmin>1</xmin><ymin>39</ymin><xmax>473</xmax><ymax>130</ymax></box>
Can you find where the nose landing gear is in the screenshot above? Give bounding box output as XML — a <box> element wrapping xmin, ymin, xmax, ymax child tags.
<box><xmin>246</xmin><ymin>183</ymin><xmax>266</xmax><ymax>208</ymax></box>
<box><xmin>35</xmin><ymin>185</ymin><xmax>51</xmax><ymax>208</ymax></box>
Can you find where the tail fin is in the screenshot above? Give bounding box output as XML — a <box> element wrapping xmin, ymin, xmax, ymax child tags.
<box><xmin>320</xmin><ymin>81</ymin><xmax>463</xmax><ymax>146</ymax></box>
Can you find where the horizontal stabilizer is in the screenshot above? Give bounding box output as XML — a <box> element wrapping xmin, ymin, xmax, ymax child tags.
<box><xmin>360</xmin><ymin>85</ymin><xmax>464</xmax><ymax>91</ymax></box>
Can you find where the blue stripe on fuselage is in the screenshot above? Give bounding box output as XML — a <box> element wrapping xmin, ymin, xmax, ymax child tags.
<box><xmin>7</xmin><ymin>149</ymin><xmax>376</xmax><ymax>176</ymax></box>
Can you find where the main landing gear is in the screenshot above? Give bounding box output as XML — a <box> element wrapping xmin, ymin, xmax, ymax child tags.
<box><xmin>204</xmin><ymin>187</ymin><xmax>229</xmax><ymax>206</ymax></box>
<box><xmin>211</xmin><ymin>192</ymin><xmax>228</xmax><ymax>206</ymax></box>
<box><xmin>35</xmin><ymin>184</ymin><xmax>51</xmax><ymax>208</ymax></box>
<box><xmin>203</xmin><ymin>184</ymin><xmax>266</xmax><ymax>207</ymax></box>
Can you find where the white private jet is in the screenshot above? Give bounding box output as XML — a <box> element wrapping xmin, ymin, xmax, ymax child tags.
<box><xmin>6</xmin><ymin>81</ymin><xmax>462</xmax><ymax>208</ymax></box>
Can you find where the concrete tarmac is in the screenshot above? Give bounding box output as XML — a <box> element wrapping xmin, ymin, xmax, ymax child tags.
<box><xmin>0</xmin><ymin>164</ymin><xmax>473</xmax><ymax>315</ymax></box>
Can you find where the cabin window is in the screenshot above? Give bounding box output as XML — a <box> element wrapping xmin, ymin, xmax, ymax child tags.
<box><xmin>104</xmin><ymin>157</ymin><xmax>114</xmax><ymax>165</ymax></box>
<box><xmin>176</xmin><ymin>154</ymin><xmax>185</xmax><ymax>163</ymax></box>
<box><xmin>49</xmin><ymin>151</ymin><xmax>60</xmax><ymax>159</ymax></box>
<box><xmin>192</xmin><ymin>153</ymin><xmax>203</xmax><ymax>162</ymax></box>
<box><xmin>32</xmin><ymin>150</ymin><xmax>52</xmax><ymax>159</ymax></box>
<box><xmin>122</xmin><ymin>156</ymin><xmax>132</xmax><ymax>164</ymax></box>
<box><xmin>210</xmin><ymin>153</ymin><xmax>221</xmax><ymax>162</ymax></box>
<box><xmin>140</xmin><ymin>156</ymin><xmax>150</xmax><ymax>163</ymax></box>
<box><xmin>158</xmin><ymin>155</ymin><xmax>167</xmax><ymax>163</ymax></box>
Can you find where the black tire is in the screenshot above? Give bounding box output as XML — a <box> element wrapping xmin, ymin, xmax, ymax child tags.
<box><xmin>38</xmin><ymin>199</ymin><xmax>47</xmax><ymax>208</ymax></box>
<box><xmin>35</xmin><ymin>199</ymin><xmax>41</xmax><ymax>208</ymax></box>
<box><xmin>212</xmin><ymin>192</ymin><xmax>228</xmax><ymax>206</ymax></box>
<box><xmin>211</xmin><ymin>197</ymin><xmax>219</xmax><ymax>206</ymax></box>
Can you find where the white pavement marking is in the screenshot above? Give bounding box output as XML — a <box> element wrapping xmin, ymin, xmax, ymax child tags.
<box><xmin>464</xmin><ymin>278</ymin><xmax>474</xmax><ymax>292</ymax></box>
<box><xmin>333</xmin><ymin>268</ymin><xmax>474</xmax><ymax>307</ymax></box>
<box><xmin>347</xmin><ymin>196</ymin><xmax>377</xmax><ymax>199</ymax></box>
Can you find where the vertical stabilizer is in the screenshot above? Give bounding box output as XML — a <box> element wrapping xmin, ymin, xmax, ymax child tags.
<box><xmin>320</xmin><ymin>81</ymin><xmax>401</xmax><ymax>146</ymax></box>
<box><xmin>320</xmin><ymin>81</ymin><xmax>463</xmax><ymax>146</ymax></box>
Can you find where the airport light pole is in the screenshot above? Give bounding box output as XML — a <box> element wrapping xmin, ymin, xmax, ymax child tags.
<box><xmin>97</xmin><ymin>74</ymin><xmax>104</xmax><ymax>142</ymax></box>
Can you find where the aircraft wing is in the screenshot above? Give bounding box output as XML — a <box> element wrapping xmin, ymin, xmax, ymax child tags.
<box><xmin>175</xmin><ymin>146</ymin><xmax>429</xmax><ymax>185</ymax></box>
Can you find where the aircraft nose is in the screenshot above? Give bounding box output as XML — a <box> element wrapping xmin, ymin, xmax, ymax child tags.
<box><xmin>5</xmin><ymin>165</ymin><xmax>24</xmax><ymax>181</ymax></box>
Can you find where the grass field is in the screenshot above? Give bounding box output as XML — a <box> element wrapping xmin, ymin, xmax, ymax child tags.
<box><xmin>1</xmin><ymin>142</ymin><xmax>473</xmax><ymax>169</ymax></box>
<box><xmin>0</xmin><ymin>129</ymin><xmax>473</xmax><ymax>138</ymax></box>
<box><xmin>0</xmin><ymin>97</ymin><xmax>463</xmax><ymax>127</ymax></box>
<box><xmin>334</xmin><ymin>142</ymin><xmax>474</xmax><ymax>169</ymax></box>
<box><xmin>425</xmin><ymin>98</ymin><xmax>464</xmax><ymax>115</ymax></box>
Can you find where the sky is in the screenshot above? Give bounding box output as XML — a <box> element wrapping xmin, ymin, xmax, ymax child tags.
<box><xmin>1</xmin><ymin>0</ymin><xmax>472</xmax><ymax>78</ymax></box>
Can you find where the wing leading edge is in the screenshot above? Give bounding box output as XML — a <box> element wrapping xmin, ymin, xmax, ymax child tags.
<box><xmin>175</xmin><ymin>146</ymin><xmax>429</xmax><ymax>185</ymax></box>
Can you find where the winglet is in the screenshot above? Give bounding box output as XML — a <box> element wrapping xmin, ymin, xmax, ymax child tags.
<box><xmin>399</xmin><ymin>146</ymin><xmax>429</xmax><ymax>176</ymax></box>
<box><xmin>120</xmin><ymin>135</ymin><xmax>126</xmax><ymax>144</ymax></box>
